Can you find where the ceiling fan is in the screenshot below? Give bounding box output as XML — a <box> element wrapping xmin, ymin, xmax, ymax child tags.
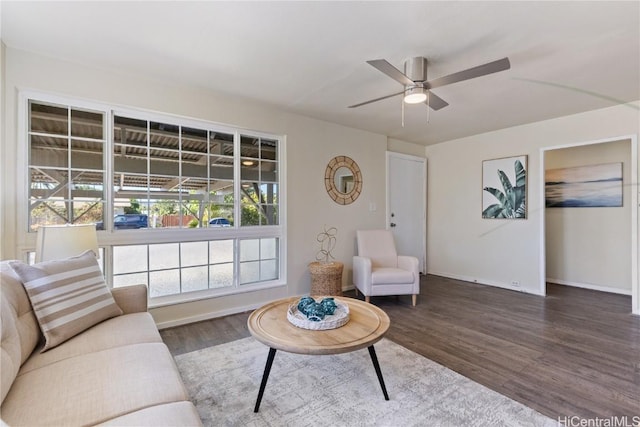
<box><xmin>348</xmin><ymin>56</ymin><xmax>511</xmax><ymax>113</ymax></box>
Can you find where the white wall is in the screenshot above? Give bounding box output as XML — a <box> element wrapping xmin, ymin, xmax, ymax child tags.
<box><xmin>0</xmin><ymin>42</ymin><xmax>5</xmax><ymax>261</ymax></box>
<box><xmin>425</xmin><ymin>102</ymin><xmax>639</xmax><ymax>313</ymax></box>
<box><xmin>545</xmin><ymin>139</ymin><xmax>632</xmax><ymax>294</ymax></box>
<box><xmin>1</xmin><ymin>48</ymin><xmax>387</xmax><ymax>327</ymax></box>
<box><xmin>387</xmin><ymin>137</ymin><xmax>426</xmax><ymax>158</ymax></box>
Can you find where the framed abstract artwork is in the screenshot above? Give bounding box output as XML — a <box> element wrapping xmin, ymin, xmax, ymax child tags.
<box><xmin>545</xmin><ymin>162</ymin><xmax>622</xmax><ymax>207</ymax></box>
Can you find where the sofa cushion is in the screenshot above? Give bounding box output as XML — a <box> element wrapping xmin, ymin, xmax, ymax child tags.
<box><xmin>95</xmin><ymin>401</ymin><xmax>202</xmax><ymax>426</ymax></box>
<box><xmin>9</xmin><ymin>251</ymin><xmax>123</xmax><ymax>351</ymax></box>
<box><xmin>0</xmin><ymin>261</ymin><xmax>41</xmax><ymax>404</ymax></box>
<box><xmin>19</xmin><ymin>312</ymin><xmax>162</xmax><ymax>375</ymax></box>
<box><xmin>1</xmin><ymin>343</ymin><xmax>191</xmax><ymax>426</ymax></box>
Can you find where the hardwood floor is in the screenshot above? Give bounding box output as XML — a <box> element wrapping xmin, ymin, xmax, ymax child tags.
<box><xmin>160</xmin><ymin>275</ymin><xmax>640</xmax><ymax>421</ymax></box>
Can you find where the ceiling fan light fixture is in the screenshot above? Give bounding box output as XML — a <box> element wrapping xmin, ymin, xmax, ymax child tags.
<box><xmin>403</xmin><ymin>87</ymin><xmax>427</xmax><ymax>104</ymax></box>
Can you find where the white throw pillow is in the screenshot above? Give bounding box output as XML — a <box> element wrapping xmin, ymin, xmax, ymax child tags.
<box><xmin>9</xmin><ymin>250</ymin><xmax>123</xmax><ymax>351</ymax></box>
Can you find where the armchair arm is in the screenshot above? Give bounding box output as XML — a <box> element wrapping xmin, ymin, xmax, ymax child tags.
<box><xmin>352</xmin><ymin>256</ymin><xmax>373</xmax><ymax>294</ymax></box>
<box><xmin>397</xmin><ymin>256</ymin><xmax>420</xmax><ymax>293</ymax></box>
<box><xmin>397</xmin><ymin>255</ymin><xmax>418</xmax><ymax>272</ymax></box>
<box><xmin>111</xmin><ymin>284</ymin><xmax>148</xmax><ymax>314</ymax></box>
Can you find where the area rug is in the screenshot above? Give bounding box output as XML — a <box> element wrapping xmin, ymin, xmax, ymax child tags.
<box><xmin>175</xmin><ymin>337</ymin><xmax>556</xmax><ymax>427</ymax></box>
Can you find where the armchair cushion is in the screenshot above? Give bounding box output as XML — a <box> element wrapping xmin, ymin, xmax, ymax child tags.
<box><xmin>371</xmin><ymin>268</ymin><xmax>415</xmax><ymax>285</ymax></box>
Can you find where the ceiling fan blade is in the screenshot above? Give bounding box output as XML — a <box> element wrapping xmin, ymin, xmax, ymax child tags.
<box><xmin>348</xmin><ymin>90</ymin><xmax>405</xmax><ymax>108</ymax></box>
<box><xmin>425</xmin><ymin>57</ymin><xmax>511</xmax><ymax>90</ymax></box>
<box><xmin>366</xmin><ymin>59</ymin><xmax>415</xmax><ymax>86</ymax></box>
<box><xmin>426</xmin><ymin>91</ymin><xmax>449</xmax><ymax>111</ymax></box>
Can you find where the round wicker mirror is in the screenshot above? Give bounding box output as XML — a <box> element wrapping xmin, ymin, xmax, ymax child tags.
<box><xmin>324</xmin><ymin>156</ymin><xmax>362</xmax><ymax>205</ymax></box>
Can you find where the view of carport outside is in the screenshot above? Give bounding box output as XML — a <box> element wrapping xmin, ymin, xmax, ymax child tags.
<box><xmin>27</xmin><ymin>98</ymin><xmax>281</xmax><ymax>299</ymax></box>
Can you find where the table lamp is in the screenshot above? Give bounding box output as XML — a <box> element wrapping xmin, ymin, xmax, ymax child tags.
<box><xmin>35</xmin><ymin>224</ymin><xmax>100</xmax><ymax>263</ymax></box>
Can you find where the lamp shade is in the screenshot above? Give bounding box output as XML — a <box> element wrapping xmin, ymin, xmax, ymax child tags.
<box><xmin>35</xmin><ymin>224</ymin><xmax>99</xmax><ymax>263</ymax></box>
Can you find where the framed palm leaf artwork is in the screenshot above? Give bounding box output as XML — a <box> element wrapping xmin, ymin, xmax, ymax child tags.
<box><xmin>482</xmin><ymin>155</ymin><xmax>527</xmax><ymax>219</ymax></box>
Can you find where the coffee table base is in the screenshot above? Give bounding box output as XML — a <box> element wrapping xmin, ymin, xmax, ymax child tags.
<box><xmin>253</xmin><ymin>345</ymin><xmax>389</xmax><ymax>413</ymax></box>
<box><xmin>254</xmin><ymin>348</ymin><xmax>277</xmax><ymax>413</ymax></box>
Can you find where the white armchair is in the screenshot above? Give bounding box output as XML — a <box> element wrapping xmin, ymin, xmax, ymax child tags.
<box><xmin>353</xmin><ymin>229</ymin><xmax>420</xmax><ymax>306</ymax></box>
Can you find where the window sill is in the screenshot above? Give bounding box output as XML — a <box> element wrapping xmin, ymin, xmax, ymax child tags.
<box><xmin>147</xmin><ymin>279</ymin><xmax>287</xmax><ymax>309</ymax></box>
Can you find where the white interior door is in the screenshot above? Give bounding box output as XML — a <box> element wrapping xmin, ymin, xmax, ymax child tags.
<box><xmin>386</xmin><ymin>152</ymin><xmax>427</xmax><ymax>273</ymax></box>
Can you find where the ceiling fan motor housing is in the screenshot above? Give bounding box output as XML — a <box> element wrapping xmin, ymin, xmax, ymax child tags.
<box><xmin>404</xmin><ymin>57</ymin><xmax>428</xmax><ymax>84</ymax></box>
<box><xmin>403</xmin><ymin>57</ymin><xmax>428</xmax><ymax>103</ymax></box>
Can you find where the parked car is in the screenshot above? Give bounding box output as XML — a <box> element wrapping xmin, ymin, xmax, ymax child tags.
<box><xmin>96</xmin><ymin>214</ymin><xmax>148</xmax><ymax>230</ymax></box>
<box><xmin>209</xmin><ymin>217</ymin><xmax>231</xmax><ymax>227</ymax></box>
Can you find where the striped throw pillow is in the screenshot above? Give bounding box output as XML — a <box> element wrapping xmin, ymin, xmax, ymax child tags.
<box><xmin>9</xmin><ymin>250</ymin><xmax>123</xmax><ymax>351</ymax></box>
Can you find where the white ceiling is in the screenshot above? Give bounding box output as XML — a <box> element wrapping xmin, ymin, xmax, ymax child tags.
<box><xmin>1</xmin><ymin>1</ymin><xmax>639</xmax><ymax>146</ymax></box>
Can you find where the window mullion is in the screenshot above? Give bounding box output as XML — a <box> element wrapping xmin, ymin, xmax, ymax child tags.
<box><xmin>234</xmin><ymin>130</ymin><xmax>241</xmax><ymax>228</ymax></box>
<box><xmin>178</xmin><ymin>125</ymin><xmax>183</xmax><ymax>228</ymax></box>
<box><xmin>178</xmin><ymin>127</ymin><xmax>183</xmax><ymax>293</ymax></box>
<box><xmin>234</xmin><ymin>130</ymin><xmax>241</xmax><ymax>288</ymax></box>
<box><xmin>207</xmin><ymin>131</ymin><xmax>211</xmax><ymax>289</ymax></box>
<box><xmin>103</xmin><ymin>110</ymin><xmax>114</xmax><ymax>284</ymax></box>
<box><xmin>146</xmin><ymin>120</ymin><xmax>151</xmax><ymax>221</ymax></box>
<box><xmin>67</xmin><ymin>107</ymin><xmax>72</xmax><ymax>223</ymax></box>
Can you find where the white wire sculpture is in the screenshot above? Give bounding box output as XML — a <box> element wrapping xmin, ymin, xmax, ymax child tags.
<box><xmin>315</xmin><ymin>225</ymin><xmax>338</xmax><ymax>263</ymax></box>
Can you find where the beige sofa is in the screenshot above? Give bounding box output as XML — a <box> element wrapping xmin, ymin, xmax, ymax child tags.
<box><xmin>0</xmin><ymin>261</ymin><xmax>202</xmax><ymax>426</ymax></box>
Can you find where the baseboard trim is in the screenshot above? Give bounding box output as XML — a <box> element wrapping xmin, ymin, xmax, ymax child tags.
<box><xmin>546</xmin><ymin>278</ymin><xmax>632</xmax><ymax>296</ymax></box>
<box><xmin>157</xmin><ymin>277</ymin><xmax>632</xmax><ymax>329</ymax></box>
<box><xmin>154</xmin><ymin>288</ymin><xmax>359</xmax><ymax>329</ymax></box>
<box><xmin>154</xmin><ymin>302</ymin><xmax>264</xmax><ymax>330</ymax></box>
<box><xmin>428</xmin><ymin>271</ymin><xmax>546</xmax><ymax>297</ymax></box>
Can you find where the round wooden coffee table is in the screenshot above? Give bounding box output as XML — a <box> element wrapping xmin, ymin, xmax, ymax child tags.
<box><xmin>248</xmin><ymin>296</ymin><xmax>390</xmax><ymax>412</ymax></box>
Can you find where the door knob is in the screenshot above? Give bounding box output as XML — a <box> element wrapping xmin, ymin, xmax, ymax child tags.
<box><xmin>390</xmin><ymin>223</ymin><xmax>396</xmax><ymax>227</ymax></box>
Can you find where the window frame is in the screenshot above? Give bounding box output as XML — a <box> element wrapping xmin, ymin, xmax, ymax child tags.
<box><xmin>17</xmin><ymin>90</ymin><xmax>287</xmax><ymax>307</ymax></box>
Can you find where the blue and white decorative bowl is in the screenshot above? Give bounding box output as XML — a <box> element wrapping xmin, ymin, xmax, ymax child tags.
<box><xmin>287</xmin><ymin>297</ymin><xmax>350</xmax><ymax>330</ymax></box>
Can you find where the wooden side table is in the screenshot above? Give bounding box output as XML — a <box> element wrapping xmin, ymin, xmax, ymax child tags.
<box><xmin>308</xmin><ymin>261</ymin><xmax>344</xmax><ymax>296</ymax></box>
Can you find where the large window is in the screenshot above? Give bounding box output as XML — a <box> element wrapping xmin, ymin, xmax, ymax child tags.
<box><xmin>25</xmin><ymin>96</ymin><xmax>285</xmax><ymax>304</ymax></box>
